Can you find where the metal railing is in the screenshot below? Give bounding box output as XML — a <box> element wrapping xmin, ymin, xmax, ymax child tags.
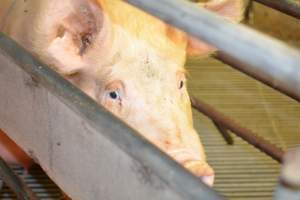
<box><xmin>126</xmin><ymin>0</ymin><xmax>300</xmax><ymax>102</ymax></box>
<box><xmin>125</xmin><ymin>0</ymin><xmax>300</xmax><ymax>199</ymax></box>
<box><xmin>254</xmin><ymin>0</ymin><xmax>300</xmax><ymax>19</ymax></box>
<box><xmin>1</xmin><ymin>0</ymin><xmax>300</xmax><ymax>199</ymax></box>
<box><xmin>0</xmin><ymin>32</ymin><xmax>223</xmax><ymax>200</ymax></box>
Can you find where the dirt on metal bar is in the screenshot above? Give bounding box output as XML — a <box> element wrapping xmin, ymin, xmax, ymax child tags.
<box><xmin>190</xmin><ymin>96</ymin><xmax>285</xmax><ymax>163</ymax></box>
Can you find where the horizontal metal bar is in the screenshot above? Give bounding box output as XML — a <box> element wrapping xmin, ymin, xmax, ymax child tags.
<box><xmin>191</xmin><ymin>97</ymin><xmax>284</xmax><ymax>163</ymax></box>
<box><xmin>0</xmin><ymin>33</ymin><xmax>224</xmax><ymax>200</ymax></box>
<box><xmin>254</xmin><ymin>0</ymin><xmax>300</xmax><ymax>19</ymax></box>
<box><xmin>214</xmin><ymin>51</ymin><xmax>300</xmax><ymax>102</ymax></box>
<box><xmin>126</xmin><ymin>0</ymin><xmax>300</xmax><ymax>102</ymax></box>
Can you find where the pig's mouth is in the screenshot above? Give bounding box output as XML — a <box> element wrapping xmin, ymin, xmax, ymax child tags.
<box><xmin>167</xmin><ymin>149</ymin><xmax>215</xmax><ymax>186</ymax></box>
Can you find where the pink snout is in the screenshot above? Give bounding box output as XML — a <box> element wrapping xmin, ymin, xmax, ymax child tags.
<box><xmin>184</xmin><ymin>160</ymin><xmax>215</xmax><ymax>186</ymax></box>
<box><xmin>168</xmin><ymin>149</ymin><xmax>214</xmax><ymax>186</ymax></box>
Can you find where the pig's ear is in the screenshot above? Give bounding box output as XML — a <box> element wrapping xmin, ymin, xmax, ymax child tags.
<box><xmin>48</xmin><ymin>0</ymin><xmax>104</xmax><ymax>75</ymax></box>
<box><xmin>187</xmin><ymin>0</ymin><xmax>247</xmax><ymax>57</ymax></box>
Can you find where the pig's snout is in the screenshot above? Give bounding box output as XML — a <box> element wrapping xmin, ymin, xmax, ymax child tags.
<box><xmin>167</xmin><ymin>148</ymin><xmax>214</xmax><ymax>186</ymax></box>
<box><xmin>185</xmin><ymin>160</ymin><xmax>215</xmax><ymax>186</ymax></box>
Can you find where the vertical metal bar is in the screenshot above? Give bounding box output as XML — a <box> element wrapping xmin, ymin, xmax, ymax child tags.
<box><xmin>212</xmin><ymin>121</ymin><xmax>234</xmax><ymax>145</ymax></box>
<box><xmin>254</xmin><ymin>0</ymin><xmax>300</xmax><ymax>19</ymax></box>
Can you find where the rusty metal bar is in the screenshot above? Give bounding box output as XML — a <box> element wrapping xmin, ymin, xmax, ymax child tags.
<box><xmin>0</xmin><ymin>157</ymin><xmax>39</xmax><ymax>200</ymax></box>
<box><xmin>254</xmin><ymin>0</ymin><xmax>300</xmax><ymax>19</ymax></box>
<box><xmin>190</xmin><ymin>97</ymin><xmax>284</xmax><ymax>163</ymax></box>
<box><xmin>212</xmin><ymin>121</ymin><xmax>234</xmax><ymax>145</ymax></box>
<box><xmin>214</xmin><ymin>51</ymin><xmax>300</xmax><ymax>102</ymax></box>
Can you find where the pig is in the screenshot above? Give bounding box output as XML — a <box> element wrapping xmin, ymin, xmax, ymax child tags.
<box><xmin>0</xmin><ymin>0</ymin><xmax>247</xmax><ymax>187</ymax></box>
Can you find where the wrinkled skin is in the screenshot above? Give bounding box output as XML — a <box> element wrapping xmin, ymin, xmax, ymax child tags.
<box><xmin>0</xmin><ymin>0</ymin><xmax>247</xmax><ymax>186</ymax></box>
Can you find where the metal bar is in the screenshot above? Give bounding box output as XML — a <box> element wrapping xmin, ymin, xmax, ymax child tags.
<box><xmin>0</xmin><ymin>157</ymin><xmax>39</xmax><ymax>200</ymax></box>
<box><xmin>274</xmin><ymin>148</ymin><xmax>300</xmax><ymax>200</ymax></box>
<box><xmin>0</xmin><ymin>33</ymin><xmax>224</xmax><ymax>200</ymax></box>
<box><xmin>190</xmin><ymin>97</ymin><xmax>284</xmax><ymax>163</ymax></box>
<box><xmin>212</xmin><ymin>121</ymin><xmax>234</xmax><ymax>145</ymax></box>
<box><xmin>126</xmin><ymin>0</ymin><xmax>300</xmax><ymax>102</ymax></box>
<box><xmin>214</xmin><ymin>51</ymin><xmax>300</xmax><ymax>102</ymax></box>
<box><xmin>254</xmin><ymin>0</ymin><xmax>300</xmax><ymax>19</ymax></box>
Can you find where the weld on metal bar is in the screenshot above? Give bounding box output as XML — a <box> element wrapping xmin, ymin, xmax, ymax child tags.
<box><xmin>0</xmin><ymin>33</ymin><xmax>225</xmax><ymax>200</ymax></box>
<box><xmin>0</xmin><ymin>157</ymin><xmax>39</xmax><ymax>200</ymax></box>
<box><xmin>254</xmin><ymin>0</ymin><xmax>300</xmax><ymax>19</ymax></box>
<box><xmin>126</xmin><ymin>0</ymin><xmax>300</xmax><ymax>102</ymax></box>
<box><xmin>214</xmin><ymin>52</ymin><xmax>300</xmax><ymax>102</ymax></box>
<box><xmin>191</xmin><ymin>97</ymin><xmax>284</xmax><ymax>163</ymax></box>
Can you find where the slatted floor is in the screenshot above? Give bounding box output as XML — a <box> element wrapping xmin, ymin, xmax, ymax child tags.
<box><xmin>0</xmin><ymin>165</ymin><xmax>63</xmax><ymax>199</ymax></box>
<box><xmin>187</xmin><ymin>58</ymin><xmax>300</xmax><ymax>200</ymax></box>
<box><xmin>0</xmin><ymin>58</ymin><xmax>299</xmax><ymax>199</ymax></box>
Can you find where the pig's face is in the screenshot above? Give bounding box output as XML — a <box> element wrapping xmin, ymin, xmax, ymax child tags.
<box><xmin>95</xmin><ymin>22</ymin><xmax>215</xmax><ymax>185</ymax></box>
<box><xmin>89</xmin><ymin>3</ymin><xmax>214</xmax><ymax>184</ymax></box>
<box><xmin>3</xmin><ymin>0</ymin><xmax>247</xmax><ymax>186</ymax></box>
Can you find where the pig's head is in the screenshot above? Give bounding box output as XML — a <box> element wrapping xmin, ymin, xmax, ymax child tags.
<box><xmin>7</xmin><ymin>0</ymin><xmax>247</xmax><ymax>186</ymax></box>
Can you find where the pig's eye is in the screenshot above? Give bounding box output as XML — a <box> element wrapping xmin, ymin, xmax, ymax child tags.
<box><xmin>109</xmin><ymin>91</ymin><xmax>120</xmax><ymax>100</ymax></box>
<box><xmin>179</xmin><ymin>80</ymin><xmax>184</xmax><ymax>89</ymax></box>
<box><xmin>103</xmin><ymin>80</ymin><xmax>125</xmax><ymax>105</ymax></box>
<box><xmin>177</xmin><ymin>71</ymin><xmax>186</xmax><ymax>90</ymax></box>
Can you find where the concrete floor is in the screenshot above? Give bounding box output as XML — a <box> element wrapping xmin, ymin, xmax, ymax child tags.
<box><xmin>187</xmin><ymin>57</ymin><xmax>300</xmax><ymax>199</ymax></box>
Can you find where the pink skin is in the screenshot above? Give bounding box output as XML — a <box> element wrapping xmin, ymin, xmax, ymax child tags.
<box><xmin>1</xmin><ymin>0</ymin><xmax>247</xmax><ymax>187</ymax></box>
